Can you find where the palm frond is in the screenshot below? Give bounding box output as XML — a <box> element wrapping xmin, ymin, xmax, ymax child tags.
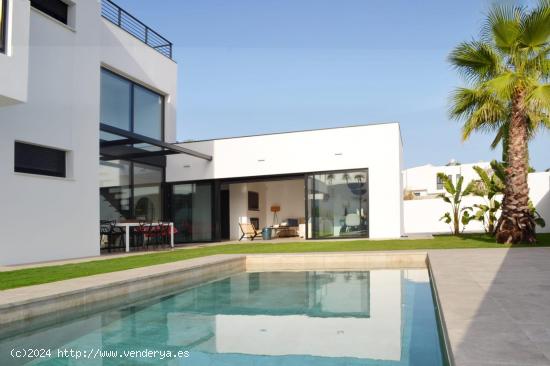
<box><xmin>526</xmin><ymin>83</ymin><xmax>550</xmax><ymax>111</ymax></box>
<box><xmin>490</xmin><ymin>124</ymin><xmax>507</xmax><ymax>149</ymax></box>
<box><xmin>461</xmin><ymin>98</ymin><xmax>506</xmax><ymax>140</ymax></box>
<box><xmin>524</xmin><ymin>46</ymin><xmax>550</xmax><ymax>77</ymax></box>
<box><xmin>482</xmin><ymin>4</ymin><xmax>523</xmax><ymax>51</ymax></box>
<box><xmin>490</xmin><ymin>160</ymin><xmax>507</xmax><ymax>185</ymax></box>
<box><xmin>482</xmin><ymin>72</ymin><xmax>516</xmax><ymax>100</ymax></box>
<box><xmin>519</xmin><ymin>1</ymin><xmax>550</xmax><ymax>48</ymax></box>
<box><xmin>448</xmin><ymin>41</ymin><xmax>504</xmax><ymax>83</ymax></box>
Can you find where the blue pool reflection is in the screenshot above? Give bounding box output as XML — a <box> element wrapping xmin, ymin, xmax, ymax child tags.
<box><xmin>0</xmin><ymin>270</ymin><xmax>448</xmax><ymax>365</ymax></box>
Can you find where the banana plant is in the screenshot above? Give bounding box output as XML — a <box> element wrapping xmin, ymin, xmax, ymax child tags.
<box><xmin>438</xmin><ymin>173</ymin><xmax>475</xmax><ymax>235</ymax></box>
<box><xmin>470</xmin><ymin>161</ymin><xmax>505</xmax><ymax>233</ymax></box>
<box><xmin>471</xmin><ymin>160</ymin><xmax>545</xmax><ymax>233</ymax></box>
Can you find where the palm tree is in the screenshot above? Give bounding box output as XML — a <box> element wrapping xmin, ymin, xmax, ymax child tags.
<box><xmin>448</xmin><ymin>1</ymin><xmax>550</xmax><ymax>244</ymax></box>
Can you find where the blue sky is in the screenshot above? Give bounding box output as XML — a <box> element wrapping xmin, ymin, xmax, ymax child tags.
<box><xmin>116</xmin><ymin>0</ymin><xmax>548</xmax><ymax>170</ymax></box>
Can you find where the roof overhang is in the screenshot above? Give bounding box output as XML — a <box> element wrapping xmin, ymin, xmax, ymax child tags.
<box><xmin>100</xmin><ymin>124</ymin><xmax>212</xmax><ymax>166</ymax></box>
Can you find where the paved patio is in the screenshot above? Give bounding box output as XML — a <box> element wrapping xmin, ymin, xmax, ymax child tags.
<box><xmin>429</xmin><ymin>248</ymin><xmax>550</xmax><ymax>366</ymax></box>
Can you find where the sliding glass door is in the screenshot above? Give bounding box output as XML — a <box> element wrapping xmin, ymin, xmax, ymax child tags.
<box><xmin>306</xmin><ymin>169</ymin><xmax>369</xmax><ymax>239</ymax></box>
<box><xmin>171</xmin><ymin>183</ymin><xmax>213</xmax><ymax>243</ymax></box>
<box><xmin>99</xmin><ymin>161</ymin><xmax>163</xmax><ymax>222</ymax></box>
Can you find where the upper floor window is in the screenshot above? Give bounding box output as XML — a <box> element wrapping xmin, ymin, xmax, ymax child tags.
<box><xmin>100</xmin><ymin>68</ymin><xmax>163</xmax><ymax>141</ymax></box>
<box><xmin>31</xmin><ymin>0</ymin><xmax>69</xmax><ymax>25</ymax></box>
<box><xmin>14</xmin><ymin>142</ymin><xmax>66</xmax><ymax>178</ymax></box>
<box><xmin>0</xmin><ymin>0</ymin><xmax>7</xmax><ymax>53</ymax></box>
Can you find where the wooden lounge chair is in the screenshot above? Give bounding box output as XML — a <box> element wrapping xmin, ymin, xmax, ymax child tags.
<box><xmin>239</xmin><ymin>223</ymin><xmax>261</xmax><ymax>241</ymax></box>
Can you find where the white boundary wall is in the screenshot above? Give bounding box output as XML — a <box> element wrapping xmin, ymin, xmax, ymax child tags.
<box><xmin>404</xmin><ymin>172</ymin><xmax>550</xmax><ymax>235</ymax></box>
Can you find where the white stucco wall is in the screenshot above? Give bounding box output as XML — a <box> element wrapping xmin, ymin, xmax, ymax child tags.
<box><xmin>168</xmin><ymin>123</ymin><xmax>404</xmax><ymax>239</ymax></box>
<box><xmin>0</xmin><ymin>1</ymin><xmax>178</xmax><ymax>265</ymax></box>
<box><xmin>0</xmin><ymin>0</ymin><xmax>101</xmax><ymax>265</ymax></box>
<box><xmin>403</xmin><ymin>162</ymin><xmax>491</xmax><ymax>196</ymax></box>
<box><xmin>0</xmin><ymin>0</ymin><xmax>30</xmax><ymax>105</ymax></box>
<box><xmin>404</xmin><ymin>172</ymin><xmax>550</xmax><ymax>235</ymax></box>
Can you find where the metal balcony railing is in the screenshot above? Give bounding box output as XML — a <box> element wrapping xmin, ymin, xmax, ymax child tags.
<box><xmin>101</xmin><ymin>0</ymin><xmax>173</xmax><ymax>59</ymax></box>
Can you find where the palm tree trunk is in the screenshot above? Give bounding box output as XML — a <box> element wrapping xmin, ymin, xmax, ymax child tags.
<box><xmin>495</xmin><ymin>88</ymin><xmax>536</xmax><ymax>244</ymax></box>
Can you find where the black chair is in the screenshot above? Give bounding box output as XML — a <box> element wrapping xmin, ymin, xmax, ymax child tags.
<box><xmin>100</xmin><ymin>220</ymin><xmax>125</xmax><ymax>253</ymax></box>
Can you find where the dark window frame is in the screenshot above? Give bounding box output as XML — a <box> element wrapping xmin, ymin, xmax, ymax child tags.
<box><xmin>0</xmin><ymin>0</ymin><xmax>7</xmax><ymax>54</ymax></box>
<box><xmin>30</xmin><ymin>0</ymin><xmax>69</xmax><ymax>25</ymax></box>
<box><xmin>248</xmin><ymin>191</ymin><xmax>259</xmax><ymax>211</ymax></box>
<box><xmin>14</xmin><ymin>141</ymin><xmax>67</xmax><ymax>178</ymax></box>
<box><xmin>100</xmin><ymin>67</ymin><xmax>165</xmax><ymax>142</ymax></box>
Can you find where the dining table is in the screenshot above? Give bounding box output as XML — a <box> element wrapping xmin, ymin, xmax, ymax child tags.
<box><xmin>115</xmin><ymin>222</ymin><xmax>175</xmax><ymax>252</ymax></box>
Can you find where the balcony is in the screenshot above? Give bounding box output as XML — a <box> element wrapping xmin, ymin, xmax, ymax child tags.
<box><xmin>101</xmin><ymin>0</ymin><xmax>173</xmax><ymax>59</ymax></box>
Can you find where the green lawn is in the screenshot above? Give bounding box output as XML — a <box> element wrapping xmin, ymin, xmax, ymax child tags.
<box><xmin>1</xmin><ymin>233</ymin><xmax>549</xmax><ymax>291</ymax></box>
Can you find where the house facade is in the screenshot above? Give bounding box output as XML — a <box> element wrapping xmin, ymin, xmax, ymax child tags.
<box><xmin>0</xmin><ymin>0</ymin><xmax>404</xmax><ymax>265</ymax></box>
<box><xmin>402</xmin><ymin>161</ymin><xmax>491</xmax><ymax>198</ymax></box>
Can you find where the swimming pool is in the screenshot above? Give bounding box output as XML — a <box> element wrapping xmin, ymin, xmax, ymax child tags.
<box><xmin>0</xmin><ymin>269</ymin><xmax>448</xmax><ymax>365</ymax></box>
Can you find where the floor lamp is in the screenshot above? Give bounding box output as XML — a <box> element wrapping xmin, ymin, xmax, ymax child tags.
<box><xmin>271</xmin><ymin>205</ymin><xmax>280</xmax><ymax>226</ymax></box>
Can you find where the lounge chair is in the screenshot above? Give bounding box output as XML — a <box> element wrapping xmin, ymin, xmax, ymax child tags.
<box><xmin>239</xmin><ymin>223</ymin><xmax>261</xmax><ymax>241</ymax></box>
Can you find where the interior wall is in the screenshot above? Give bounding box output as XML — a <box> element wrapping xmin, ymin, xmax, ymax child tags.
<box><xmin>264</xmin><ymin>180</ymin><xmax>305</xmax><ymax>226</ymax></box>
<box><xmin>228</xmin><ymin>179</ymin><xmax>305</xmax><ymax>240</ymax></box>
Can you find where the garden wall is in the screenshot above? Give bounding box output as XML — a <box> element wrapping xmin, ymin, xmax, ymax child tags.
<box><xmin>404</xmin><ymin>172</ymin><xmax>550</xmax><ymax>235</ymax></box>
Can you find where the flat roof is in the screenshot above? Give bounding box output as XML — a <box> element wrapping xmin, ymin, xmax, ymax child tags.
<box><xmin>176</xmin><ymin>121</ymin><xmax>400</xmax><ymax>144</ymax></box>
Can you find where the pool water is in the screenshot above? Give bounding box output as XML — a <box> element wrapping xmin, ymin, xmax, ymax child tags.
<box><xmin>0</xmin><ymin>270</ymin><xmax>448</xmax><ymax>365</ymax></box>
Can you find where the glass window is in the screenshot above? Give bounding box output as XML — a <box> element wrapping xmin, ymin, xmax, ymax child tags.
<box><xmin>0</xmin><ymin>0</ymin><xmax>6</xmax><ymax>53</ymax></box>
<box><xmin>31</xmin><ymin>0</ymin><xmax>68</xmax><ymax>25</ymax></box>
<box><xmin>100</xmin><ymin>70</ymin><xmax>131</xmax><ymax>131</ymax></box>
<box><xmin>14</xmin><ymin>142</ymin><xmax>66</xmax><ymax>178</ymax></box>
<box><xmin>133</xmin><ymin>163</ymin><xmax>163</xmax><ymax>221</ymax></box>
<box><xmin>134</xmin><ymin>85</ymin><xmax>162</xmax><ymax>140</ymax></box>
<box><xmin>100</xmin><ymin>69</ymin><xmax>164</xmax><ymax>141</ymax></box>
<box><xmin>307</xmin><ymin>170</ymin><xmax>369</xmax><ymax>239</ymax></box>
<box><xmin>100</xmin><ymin>160</ymin><xmax>131</xmax><ymax>221</ymax></box>
<box><xmin>172</xmin><ymin>183</ymin><xmax>213</xmax><ymax>243</ymax></box>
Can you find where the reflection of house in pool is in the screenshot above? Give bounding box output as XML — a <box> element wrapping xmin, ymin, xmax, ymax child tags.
<box><xmin>0</xmin><ymin>270</ymin><xmax>445</xmax><ymax>365</ymax></box>
<box><xmin>164</xmin><ymin>270</ymin><xmax>432</xmax><ymax>362</ymax></box>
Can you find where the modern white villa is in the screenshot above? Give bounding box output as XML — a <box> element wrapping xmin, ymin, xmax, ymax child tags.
<box><xmin>0</xmin><ymin>0</ymin><xmax>404</xmax><ymax>265</ymax></box>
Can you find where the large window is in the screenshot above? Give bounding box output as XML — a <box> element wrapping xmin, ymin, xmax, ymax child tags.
<box><xmin>306</xmin><ymin>169</ymin><xmax>369</xmax><ymax>239</ymax></box>
<box><xmin>172</xmin><ymin>183</ymin><xmax>213</xmax><ymax>243</ymax></box>
<box><xmin>100</xmin><ymin>161</ymin><xmax>163</xmax><ymax>222</ymax></box>
<box><xmin>0</xmin><ymin>0</ymin><xmax>6</xmax><ymax>53</ymax></box>
<box><xmin>31</xmin><ymin>0</ymin><xmax>68</xmax><ymax>25</ymax></box>
<box><xmin>100</xmin><ymin>68</ymin><xmax>163</xmax><ymax>141</ymax></box>
<box><xmin>14</xmin><ymin>142</ymin><xmax>66</xmax><ymax>178</ymax></box>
